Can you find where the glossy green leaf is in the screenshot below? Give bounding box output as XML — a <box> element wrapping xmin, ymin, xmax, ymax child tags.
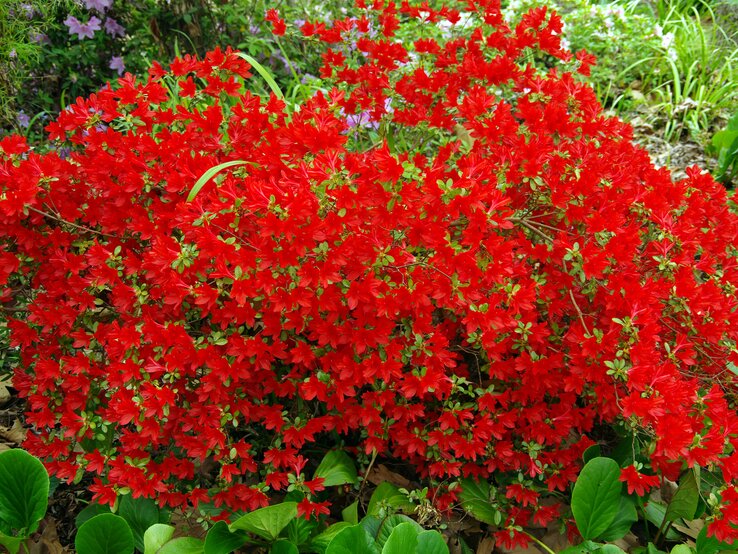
<box><xmin>204</xmin><ymin>520</ymin><xmax>248</xmax><ymax>554</ymax></box>
<box><xmin>381</xmin><ymin>522</ymin><xmax>418</xmax><ymax>554</ymax></box>
<box><xmin>310</xmin><ymin>522</ymin><xmax>353</xmax><ymax>554</ymax></box>
<box><xmin>143</xmin><ymin>524</ymin><xmax>174</xmax><ymax>554</ymax></box>
<box><xmin>367</xmin><ymin>483</ymin><xmax>414</xmax><ymax>516</ymax></box>
<box><xmin>187</xmin><ymin>161</ymin><xmax>252</xmax><ymax>202</ymax></box>
<box><xmin>583</xmin><ymin>445</ymin><xmax>602</xmax><ymax>464</ymax></box>
<box><xmin>157</xmin><ymin>536</ymin><xmax>204</xmax><ymax>553</ymax></box>
<box><xmin>0</xmin><ymin>532</ymin><xmax>22</xmax><ymax>554</ymax></box>
<box><xmin>325</xmin><ymin>524</ymin><xmax>379</xmax><ymax>554</ymax></box>
<box><xmin>285</xmin><ymin>517</ymin><xmax>315</xmax><ymax>546</ymax></box>
<box><xmin>229</xmin><ymin>502</ymin><xmax>297</xmax><ymax>541</ymax></box>
<box><xmin>669</xmin><ymin>545</ymin><xmax>693</xmax><ymax>554</ymax></box>
<box><xmin>458</xmin><ymin>478</ymin><xmax>499</xmax><ymax>525</ymax></box>
<box><xmin>597</xmin><ymin>546</ymin><xmax>628</xmax><ymax>554</ymax></box>
<box><xmin>598</xmin><ymin>495</ymin><xmax>638</xmax><ymax>542</ymax></box>
<box><xmin>314</xmin><ymin>451</ymin><xmax>358</xmax><ymax>487</ymax></box>
<box><xmin>75</xmin><ymin>503</ymin><xmax>111</xmax><ymax>529</ymax></box>
<box><xmin>559</xmin><ymin>540</ymin><xmax>600</xmax><ymax>554</ymax></box>
<box><xmin>664</xmin><ymin>471</ymin><xmax>699</xmax><ymax>523</ymax></box>
<box><xmin>571</xmin><ymin>458</ymin><xmax>622</xmax><ymax>540</ymax></box>
<box><xmin>271</xmin><ymin>539</ymin><xmax>299</xmax><ymax>554</ymax></box>
<box><xmin>75</xmin><ymin>514</ymin><xmax>135</xmax><ymax>554</ymax></box>
<box><xmin>643</xmin><ymin>502</ymin><xmax>681</xmax><ymax>541</ymax></box>
<box><xmin>342</xmin><ymin>501</ymin><xmax>359</xmax><ymax>524</ymax></box>
<box><xmin>372</xmin><ymin>515</ymin><xmax>421</xmax><ymax>548</ymax></box>
<box><xmin>119</xmin><ymin>494</ymin><xmax>165</xmax><ymax>552</ymax></box>
<box><xmin>0</xmin><ymin>449</ymin><xmax>49</xmax><ymax>537</ymax></box>
<box><xmin>416</xmin><ymin>530</ymin><xmax>449</xmax><ymax>554</ymax></box>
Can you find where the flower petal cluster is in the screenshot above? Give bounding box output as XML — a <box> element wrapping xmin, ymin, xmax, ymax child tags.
<box><xmin>3</xmin><ymin>0</ymin><xmax>738</xmax><ymax>541</ymax></box>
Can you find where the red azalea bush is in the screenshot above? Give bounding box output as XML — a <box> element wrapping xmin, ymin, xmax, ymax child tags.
<box><xmin>4</xmin><ymin>0</ymin><xmax>738</xmax><ymax>543</ymax></box>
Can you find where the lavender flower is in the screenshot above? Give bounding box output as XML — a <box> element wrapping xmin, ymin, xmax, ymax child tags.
<box><xmin>17</xmin><ymin>111</ymin><xmax>30</xmax><ymax>129</ymax></box>
<box><xmin>104</xmin><ymin>17</ymin><xmax>125</xmax><ymax>37</ymax></box>
<box><xmin>20</xmin><ymin>3</ymin><xmax>34</xmax><ymax>18</ymax></box>
<box><xmin>64</xmin><ymin>15</ymin><xmax>102</xmax><ymax>40</ymax></box>
<box><xmin>83</xmin><ymin>0</ymin><xmax>113</xmax><ymax>12</ymax></box>
<box><xmin>29</xmin><ymin>30</ymin><xmax>49</xmax><ymax>44</ymax></box>
<box><xmin>9</xmin><ymin>49</ymin><xmax>17</xmax><ymax>58</ymax></box>
<box><xmin>109</xmin><ymin>56</ymin><xmax>125</xmax><ymax>75</ymax></box>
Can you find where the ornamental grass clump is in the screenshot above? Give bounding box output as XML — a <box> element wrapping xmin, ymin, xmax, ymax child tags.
<box><xmin>3</xmin><ymin>0</ymin><xmax>738</xmax><ymax>546</ymax></box>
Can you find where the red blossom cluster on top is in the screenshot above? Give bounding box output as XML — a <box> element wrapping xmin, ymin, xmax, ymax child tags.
<box><xmin>3</xmin><ymin>0</ymin><xmax>738</xmax><ymax>544</ymax></box>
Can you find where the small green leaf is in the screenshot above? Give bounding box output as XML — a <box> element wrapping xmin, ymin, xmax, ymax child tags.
<box><xmin>367</xmin><ymin>483</ymin><xmax>414</xmax><ymax>516</ymax></box>
<box><xmin>370</xmin><ymin>515</ymin><xmax>421</xmax><ymax>548</ymax></box>
<box><xmin>0</xmin><ymin>449</ymin><xmax>49</xmax><ymax>537</ymax></box>
<box><xmin>75</xmin><ymin>503</ymin><xmax>111</xmax><ymax>529</ymax></box>
<box><xmin>143</xmin><ymin>524</ymin><xmax>174</xmax><ymax>554</ymax></box>
<box><xmin>458</xmin><ymin>478</ymin><xmax>499</xmax><ymax>525</ymax></box>
<box><xmin>0</xmin><ymin>532</ymin><xmax>22</xmax><ymax>554</ymax></box>
<box><xmin>284</xmin><ymin>517</ymin><xmax>315</xmax><ymax>546</ymax></box>
<box><xmin>310</xmin><ymin>522</ymin><xmax>353</xmax><ymax>554</ymax></box>
<box><xmin>597</xmin><ymin>546</ymin><xmax>628</xmax><ymax>554</ymax></box>
<box><xmin>664</xmin><ymin>471</ymin><xmax>699</xmax><ymax>523</ymax></box>
<box><xmin>75</xmin><ymin>514</ymin><xmax>135</xmax><ymax>554</ymax></box>
<box><xmin>157</xmin><ymin>536</ymin><xmax>204</xmax><ymax>553</ymax></box>
<box><xmin>598</xmin><ymin>495</ymin><xmax>638</xmax><ymax>542</ymax></box>
<box><xmin>229</xmin><ymin>502</ymin><xmax>298</xmax><ymax>541</ymax></box>
<box><xmin>381</xmin><ymin>522</ymin><xmax>418</xmax><ymax>554</ymax></box>
<box><xmin>314</xmin><ymin>451</ymin><xmax>358</xmax><ymax>487</ymax></box>
<box><xmin>342</xmin><ymin>501</ymin><xmax>359</xmax><ymax>525</ymax></box>
<box><xmin>119</xmin><ymin>495</ymin><xmax>165</xmax><ymax>552</ymax></box>
<box><xmin>669</xmin><ymin>545</ymin><xmax>693</xmax><ymax>554</ymax></box>
<box><xmin>271</xmin><ymin>539</ymin><xmax>299</xmax><ymax>554</ymax></box>
<box><xmin>583</xmin><ymin>445</ymin><xmax>602</xmax><ymax>464</ymax></box>
<box><xmin>204</xmin><ymin>520</ymin><xmax>248</xmax><ymax>554</ymax></box>
<box><xmin>416</xmin><ymin>530</ymin><xmax>449</xmax><ymax>554</ymax></box>
<box><xmin>571</xmin><ymin>458</ymin><xmax>622</xmax><ymax>540</ymax></box>
<box><xmin>325</xmin><ymin>524</ymin><xmax>379</xmax><ymax>554</ymax></box>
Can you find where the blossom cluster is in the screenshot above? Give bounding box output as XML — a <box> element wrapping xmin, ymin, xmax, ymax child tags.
<box><xmin>2</xmin><ymin>0</ymin><xmax>738</xmax><ymax>544</ymax></box>
<box><xmin>63</xmin><ymin>0</ymin><xmax>125</xmax><ymax>75</ymax></box>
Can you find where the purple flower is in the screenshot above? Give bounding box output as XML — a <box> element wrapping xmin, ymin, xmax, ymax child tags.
<box><xmin>104</xmin><ymin>17</ymin><xmax>125</xmax><ymax>37</ymax></box>
<box><xmin>83</xmin><ymin>0</ymin><xmax>113</xmax><ymax>12</ymax></box>
<box><xmin>17</xmin><ymin>111</ymin><xmax>30</xmax><ymax>129</ymax></box>
<box><xmin>64</xmin><ymin>15</ymin><xmax>102</xmax><ymax>40</ymax></box>
<box><xmin>28</xmin><ymin>30</ymin><xmax>49</xmax><ymax>44</ymax></box>
<box><xmin>109</xmin><ymin>56</ymin><xmax>125</xmax><ymax>75</ymax></box>
<box><xmin>9</xmin><ymin>49</ymin><xmax>17</xmax><ymax>58</ymax></box>
<box><xmin>20</xmin><ymin>3</ymin><xmax>34</xmax><ymax>18</ymax></box>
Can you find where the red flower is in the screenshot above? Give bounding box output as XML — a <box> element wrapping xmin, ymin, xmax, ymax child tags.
<box><xmin>619</xmin><ymin>465</ymin><xmax>660</xmax><ymax>496</ymax></box>
<box><xmin>297</xmin><ymin>498</ymin><xmax>330</xmax><ymax>520</ymax></box>
<box><xmin>265</xmin><ymin>9</ymin><xmax>286</xmax><ymax>36</ymax></box>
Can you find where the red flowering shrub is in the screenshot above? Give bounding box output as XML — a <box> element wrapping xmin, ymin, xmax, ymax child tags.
<box><xmin>4</xmin><ymin>0</ymin><xmax>738</xmax><ymax>542</ymax></box>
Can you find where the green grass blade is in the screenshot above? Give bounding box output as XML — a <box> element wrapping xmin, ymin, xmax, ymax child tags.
<box><xmin>236</xmin><ymin>52</ymin><xmax>286</xmax><ymax>104</ymax></box>
<box><xmin>187</xmin><ymin>160</ymin><xmax>252</xmax><ymax>202</ymax></box>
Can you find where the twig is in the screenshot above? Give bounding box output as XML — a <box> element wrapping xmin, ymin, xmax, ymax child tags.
<box><xmin>26</xmin><ymin>205</ymin><xmax>113</xmax><ymax>238</ymax></box>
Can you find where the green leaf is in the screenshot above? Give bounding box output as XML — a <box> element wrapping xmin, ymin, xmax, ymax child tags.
<box><xmin>643</xmin><ymin>503</ymin><xmax>681</xmax><ymax>541</ymax></box>
<box><xmin>310</xmin><ymin>522</ymin><xmax>353</xmax><ymax>554</ymax></box>
<box><xmin>118</xmin><ymin>494</ymin><xmax>165</xmax><ymax>552</ymax></box>
<box><xmin>381</xmin><ymin>522</ymin><xmax>419</xmax><ymax>554</ymax></box>
<box><xmin>235</xmin><ymin>53</ymin><xmax>286</xmax><ymax>104</ymax></box>
<box><xmin>143</xmin><ymin>524</ymin><xmax>174</xmax><ymax>554</ymax></box>
<box><xmin>458</xmin><ymin>478</ymin><xmax>499</xmax><ymax>525</ymax></box>
<box><xmin>157</xmin><ymin>537</ymin><xmax>204</xmax><ymax>553</ymax></box>
<box><xmin>75</xmin><ymin>514</ymin><xmax>135</xmax><ymax>554</ymax></box>
<box><xmin>559</xmin><ymin>540</ymin><xmax>600</xmax><ymax>554</ymax></box>
<box><xmin>583</xmin><ymin>445</ymin><xmax>602</xmax><ymax>464</ymax></box>
<box><xmin>571</xmin><ymin>458</ymin><xmax>623</xmax><ymax>540</ymax></box>
<box><xmin>271</xmin><ymin>539</ymin><xmax>299</xmax><ymax>554</ymax></box>
<box><xmin>664</xmin><ymin>471</ymin><xmax>699</xmax><ymax>523</ymax></box>
<box><xmin>598</xmin><ymin>495</ymin><xmax>638</xmax><ymax>542</ymax></box>
<box><xmin>229</xmin><ymin>502</ymin><xmax>298</xmax><ymax>541</ymax></box>
<box><xmin>669</xmin><ymin>545</ymin><xmax>693</xmax><ymax>554</ymax></box>
<box><xmin>204</xmin><ymin>520</ymin><xmax>248</xmax><ymax>554</ymax></box>
<box><xmin>370</xmin><ymin>515</ymin><xmax>421</xmax><ymax>548</ymax></box>
<box><xmin>0</xmin><ymin>532</ymin><xmax>22</xmax><ymax>554</ymax></box>
<box><xmin>416</xmin><ymin>530</ymin><xmax>449</xmax><ymax>554</ymax></box>
<box><xmin>285</xmin><ymin>517</ymin><xmax>315</xmax><ymax>546</ymax></box>
<box><xmin>367</xmin><ymin>483</ymin><xmax>414</xmax><ymax>516</ymax></box>
<box><xmin>314</xmin><ymin>451</ymin><xmax>358</xmax><ymax>487</ymax></box>
<box><xmin>0</xmin><ymin>449</ymin><xmax>49</xmax><ymax>537</ymax></box>
<box><xmin>342</xmin><ymin>501</ymin><xmax>359</xmax><ymax>525</ymax></box>
<box><xmin>597</xmin><ymin>546</ymin><xmax>628</xmax><ymax>554</ymax></box>
<box><xmin>75</xmin><ymin>503</ymin><xmax>112</xmax><ymax>529</ymax></box>
<box><xmin>187</xmin><ymin>161</ymin><xmax>255</xmax><ymax>202</ymax></box>
<box><xmin>325</xmin><ymin>524</ymin><xmax>379</xmax><ymax>554</ymax></box>
<box><xmin>695</xmin><ymin>525</ymin><xmax>738</xmax><ymax>554</ymax></box>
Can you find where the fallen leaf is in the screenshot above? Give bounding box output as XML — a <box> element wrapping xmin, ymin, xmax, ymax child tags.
<box><xmin>476</xmin><ymin>536</ymin><xmax>494</xmax><ymax>554</ymax></box>
<box><xmin>0</xmin><ymin>418</ymin><xmax>26</xmax><ymax>444</ymax></box>
<box><xmin>28</xmin><ymin>518</ymin><xmax>67</xmax><ymax>554</ymax></box>
<box><xmin>366</xmin><ymin>464</ymin><xmax>412</xmax><ymax>488</ymax></box>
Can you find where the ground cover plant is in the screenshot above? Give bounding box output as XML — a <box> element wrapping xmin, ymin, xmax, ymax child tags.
<box><xmin>4</xmin><ymin>0</ymin><xmax>738</xmax><ymax>552</ymax></box>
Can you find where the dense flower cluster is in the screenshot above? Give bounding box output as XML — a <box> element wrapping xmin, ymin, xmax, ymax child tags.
<box><xmin>3</xmin><ymin>0</ymin><xmax>738</xmax><ymax>543</ymax></box>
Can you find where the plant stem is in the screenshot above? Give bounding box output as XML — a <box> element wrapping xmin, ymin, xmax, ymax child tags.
<box><xmin>519</xmin><ymin>529</ymin><xmax>557</xmax><ymax>554</ymax></box>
